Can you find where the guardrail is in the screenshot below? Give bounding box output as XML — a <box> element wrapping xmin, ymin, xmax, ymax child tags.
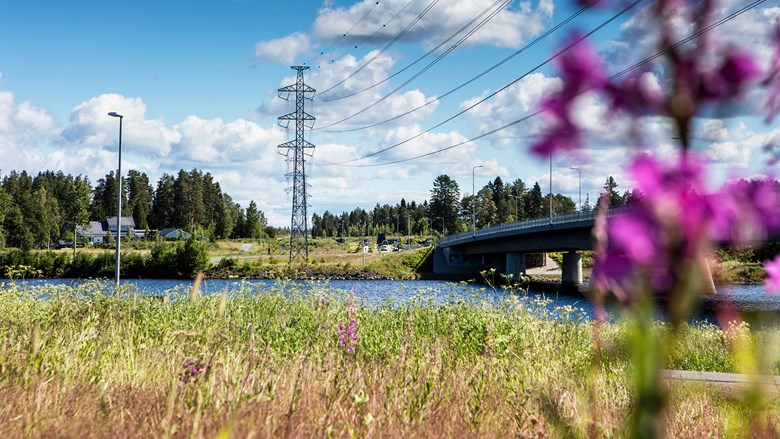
<box><xmin>438</xmin><ymin>205</ymin><xmax>635</xmax><ymax>247</ymax></box>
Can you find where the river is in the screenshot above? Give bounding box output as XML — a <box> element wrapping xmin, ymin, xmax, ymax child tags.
<box><xmin>2</xmin><ymin>279</ymin><xmax>778</xmax><ymax>324</ymax></box>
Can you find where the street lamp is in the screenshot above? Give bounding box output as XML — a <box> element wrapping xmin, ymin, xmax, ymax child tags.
<box><xmin>549</xmin><ymin>154</ymin><xmax>553</xmax><ymax>224</ymax></box>
<box><xmin>472</xmin><ymin>165</ymin><xmax>483</xmax><ymax>235</ymax></box>
<box><xmin>512</xmin><ymin>195</ymin><xmax>522</xmax><ymax>221</ymax></box>
<box><xmin>569</xmin><ymin>167</ymin><xmax>581</xmax><ymax>211</ymax></box>
<box><xmin>108</xmin><ymin>111</ymin><xmax>123</xmax><ymax>287</ymax></box>
<box><xmin>405</xmin><ymin>215</ymin><xmax>411</xmax><ymax>250</ymax></box>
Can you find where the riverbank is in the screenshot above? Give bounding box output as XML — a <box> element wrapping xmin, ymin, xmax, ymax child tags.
<box><xmin>2</xmin><ymin>281</ymin><xmax>778</xmax><ymax>437</ymax></box>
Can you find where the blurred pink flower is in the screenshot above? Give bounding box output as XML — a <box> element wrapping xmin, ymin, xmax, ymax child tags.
<box><xmin>765</xmin><ymin>255</ymin><xmax>780</xmax><ymax>294</ymax></box>
<box><xmin>530</xmin><ymin>35</ymin><xmax>606</xmax><ymax>157</ymax></box>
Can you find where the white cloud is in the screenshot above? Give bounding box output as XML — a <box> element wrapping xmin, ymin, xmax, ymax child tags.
<box><xmin>0</xmin><ymin>90</ymin><xmax>60</xmax><ymax>172</ymax></box>
<box><xmin>254</xmin><ymin>32</ymin><xmax>312</xmax><ymax>66</ymax></box>
<box><xmin>172</xmin><ymin>116</ymin><xmax>285</xmax><ymax>169</ymax></box>
<box><xmin>62</xmin><ymin>93</ymin><xmax>180</xmax><ymax>157</ymax></box>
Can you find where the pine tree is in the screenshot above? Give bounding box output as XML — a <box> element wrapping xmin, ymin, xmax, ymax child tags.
<box><xmin>428</xmin><ymin>174</ymin><xmax>460</xmax><ymax>235</ymax></box>
<box><xmin>524</xmin><ymin>182</ymin><xmax>545</xmax><ymax>219</ymax></box>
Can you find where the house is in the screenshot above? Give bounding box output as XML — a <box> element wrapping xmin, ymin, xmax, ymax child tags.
<box><xmin>76</xmin><ymin>216</ymin><xmax>137</xmax><ymax>244</ymax></box>
<box><xmin>159</xmin><ymin>228</ymin><xmax>191</xmax><ymax>240</ymax></box>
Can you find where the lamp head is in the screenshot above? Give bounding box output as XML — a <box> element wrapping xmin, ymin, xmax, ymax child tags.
<box><xmin>108</xmin><ymin>112</ymin><xmax>124</xmax><ymax>118</ymax></box>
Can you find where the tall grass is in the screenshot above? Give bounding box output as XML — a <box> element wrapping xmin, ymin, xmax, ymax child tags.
<box><xmin>1</xmin><ymin>281</ymin><xmax>778</xmax><ymax>437</ymax></box>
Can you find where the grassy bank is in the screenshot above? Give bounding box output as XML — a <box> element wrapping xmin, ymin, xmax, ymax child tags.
<box><xmin>0</xmin><ymin>238</ymin><xmax>433</xmax><ymax>281</ymax></box>
<box><xmin>2</xmin><ymin>282</ymin><xmax>779</xmax><ymax>437</ymax></box>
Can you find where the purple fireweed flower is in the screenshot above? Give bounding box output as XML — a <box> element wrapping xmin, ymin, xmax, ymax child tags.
<box><xmin>704</xmin><ymin>49</ymin><xmax>761</xmax><ymax>99</ymax></box>
<box><xmin>530</xmin><ymin>34</ymin><xmax>606</xmax><ymax>157</ymax></box>
<box><xmin>765</xmin><ymin>255</ymin><xmax>780</xmax><ymax>294</ymax></box>
<box><xmin>338</xmin><ymin>319</ymin><xmax>358</xmax><ymax>353</ymax></box>
<box><xmin>180</xmin><ymin>358</ymin><xmax>209</xmax><ymax>383</ymax></box>
<box><xmin>605</xmin><ymin>74</ymin><xmax>664</xmax><ymax>117</ymax></box>
<box><xmin>593</xmin><ymin>154</ymin><xmax>716</xmax><ymax>300</ymax></box>
<box><xmin>707</xmin><ymin>179</ymin><xmax>780</xmax><ymax>245</ymax></box>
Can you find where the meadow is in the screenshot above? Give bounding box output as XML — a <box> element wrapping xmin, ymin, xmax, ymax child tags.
<box><xmin>2</xmin><ymin>280</ymin><xmax>779</xmax><ymax>437</ymax></box>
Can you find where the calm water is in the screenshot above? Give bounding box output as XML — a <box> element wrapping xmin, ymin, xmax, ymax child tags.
<box><xmin>2</xmin><ymin>278</ymin><xmax>778</xmax><ymax>324</ymax></box>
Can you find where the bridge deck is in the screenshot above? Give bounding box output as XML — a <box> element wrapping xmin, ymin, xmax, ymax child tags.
<box><xmin>439</xmin><ymin>205</ymin><xmax>633</xmax><ymax>248</ymax></box>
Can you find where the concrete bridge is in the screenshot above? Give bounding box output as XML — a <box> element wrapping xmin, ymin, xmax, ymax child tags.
<box><xmin>433</xmin><ymin>206</ymin><xmax>635</xmax><ymax>285</ymax></box>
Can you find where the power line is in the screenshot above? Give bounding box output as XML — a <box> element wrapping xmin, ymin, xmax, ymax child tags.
<box><xmin>319</xmin><ymin>0</ymin><xmax>595</xmax><ymax>133</ymax></box>
<box><xmin>332</xmin><ymin>0</ymin><xmax>645</xmax><ymax>165</ymax></box>
<box><xmin>317</xmin><ymin>0</ymin><xmax>441</xmax><ymax>97</ymax></box>
<box><xmin>318</xmin><ymin>0</ymin><xmax>510</xmax><ymax>103</ymax></box>
<box><xmin>316</xmin><ymin>0</ymin><xmax>598</xmax><ymax>133</ymax></box>
<box><xmin>332</xmin><ymin>0</ymin><xmax>765</xmax><ymax>168</ymax></box>
<box><xmin>303</xmin><ymin>1</ymin><xmax>381</xmax><ymax>67</ymax></box>
<box><xmin>314</xmin><ymin>0</ymin><xmax>417</xmax><ymax>69</ymax></box>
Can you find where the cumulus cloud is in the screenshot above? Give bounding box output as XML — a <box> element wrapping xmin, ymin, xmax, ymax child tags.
<box><xmin>254</xmin><ymin>32</ymin><xmax>312</xmax><ymax>65</ymax></box>
<box><xmin>62</xmin><ymin>93</ymin><xmax>180</xmax><ymax>157</ymax></box>
<box><xmin>172</xmin><ymin>116</ymin><xmax>285</xmax><ymax>170</ymax></box>
<box><xmin>0</xmin><ymin>91</ymin><xmax>60</xmax><ymax>172</ymax></box>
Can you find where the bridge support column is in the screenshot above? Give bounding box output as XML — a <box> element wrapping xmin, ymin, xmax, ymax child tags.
<box><xmin>505</xmin><ymin>252</ymin><xmax>526</xmax><ymax>282</ymax></box>
<box><xmin>562</xmin><ymin>251</ymin><xmax>582</xmax><ymax>285</ymax></box>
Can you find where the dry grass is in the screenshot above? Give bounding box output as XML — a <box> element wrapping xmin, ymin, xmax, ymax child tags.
<box><xmin>1</xmin><ymin>281</ymin><xmax>779</xmax><ymax>437</ymax></box>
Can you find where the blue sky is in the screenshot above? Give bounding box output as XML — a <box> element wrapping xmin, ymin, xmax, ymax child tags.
<box><xmin>1</xmin><ymin>0</ymin><xmax>778</xmax><ymax>226</ymax></box>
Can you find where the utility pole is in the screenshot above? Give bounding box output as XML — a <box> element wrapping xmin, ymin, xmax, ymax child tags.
<box><xmin>278</xmin><ymin>66</ymin><xmax>315</xmax><ymax>262</ymax></box>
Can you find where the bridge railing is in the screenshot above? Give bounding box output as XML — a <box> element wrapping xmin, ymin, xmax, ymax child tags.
<box><xmin>439</xmin><ymin>205</ymin><xmax>635</xmax><ymax>247</ymax></box>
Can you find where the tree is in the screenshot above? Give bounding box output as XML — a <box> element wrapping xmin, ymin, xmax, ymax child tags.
<box><xmin>241</xmin><ymin>200</ymin><xmax>266</xmax><ymax>239</ymax></box>
<box><xmin>476</xmin><ymin>187</ymin><xmax>498</xmax><ymax>228</ymax></box>
<box><xmin>509</xmin><ymin>178</ymin><xmax>528</xmax><ymax>221</ymax></box>
<box><xmin>603</xmin><ymin>176</ymin><xmax>623</xmax><ymax>206</ymax></box>
<box><xmin>524</xmin><ymin>182</ymin><xmax>545</xmax><ymax>219</ymax></box>
<box><xmin>91</xmin><ymin>171</ymin><xmax>123</xmax><ymax>221</ymax></box>
<box><xmin>126</xmin><ymin>170</ymin><xmax>153</xmax><ymax>230</ymax></box>
<box><xmin>487</xmin><ymin>177</ymin><xmax>511</xmax><ymax>224</ymax></box>
<box><xmin>151</xmin><ymin>174</ymin><xmax>176</xmax><ymax>229</ymax></box>
<box><xmin>428</xmin><ymin>175</ymin><xmax>460</xmax><ymax>235</ymax></box>
<box><xmin>549</xmin><ymin>193</ymin><xmax>577</xmax><ymax>215</ymax></box>
<box><xmin>31</xmin><ymin>187</ymin><xmax>60</xmax><ymax>249</ymax></box>
<box><xmin>63</xmin><ymin>175</ymin><xmax>91</xmax><ymax>255</ymax></box>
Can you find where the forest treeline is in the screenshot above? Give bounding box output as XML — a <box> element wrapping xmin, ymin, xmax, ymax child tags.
<box><xmin>0</xmin><ymin>168</ymin><xmax>635</xmax><ymax>252</ymax></box>
<box><xmin>311</xmin><ymin>175</ymin><xmax>635</xmax><ymax>238</ymax></box>
<box><xmin>0</xmin><ymin>169</ymin><xmax>269</xmax><ymax>251</ymax></box>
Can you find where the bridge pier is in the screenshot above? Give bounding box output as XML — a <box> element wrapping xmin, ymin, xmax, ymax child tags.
<box><xmin>505</xmin><ymin>252</ymin><xmax>526</xmax><ymax>282</ymax></box>
<box><xmin>561</xmin><ymin>251</ymin><xmax>582</xmax><ymax>285</ymax></box>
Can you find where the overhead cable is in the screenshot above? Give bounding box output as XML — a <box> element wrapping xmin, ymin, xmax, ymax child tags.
<box><xmin>315</xmin><ymin>0</ymin><xmax>417</xmax><ymax>69</ymax></box>
<box><xmin>303</xmin><ymin>1</ymin><xmax>382</xmax><ymax>67</ymax></box>
<box><xmin>331</xmin><ymin>0</ymin><xmax>766</xmax><ymax>168</ymax></box>
<box><xmin>318</xmin><ymin>0</ymin><xmax>511</xmax><ymax>103</ymax></box>
<box><xmin>332</xmin><ymin>0</ymin><xmax>646</xmax><ymax>165</ymax></box>
<box><xmin>318</xmin><ymin>0</ymin><xmax>594</xmax><ymax>133</ymax></box>
<box><xmin>316</xmin><ymin>0</ymin><xmax>442</xmax><ymax>96</ymax></box>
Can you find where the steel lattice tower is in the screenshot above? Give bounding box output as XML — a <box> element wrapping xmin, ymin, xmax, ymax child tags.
<box><xmin>278</xmin><ymin>66</ymin><xmax>316</xmax><ymax>262</ymax></box>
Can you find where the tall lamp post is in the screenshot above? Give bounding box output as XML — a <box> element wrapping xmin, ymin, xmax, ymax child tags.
<box><xmin>108</xmin><ymin>112</ymin><xmax>124</xmax><ymax>287</ymax></box>
<box><xmin>512</xmin><ymin>195</ymin><xmax>522</xmax><ymax>221</ymax></box>
<box><xmin>569</xmin><ymin>167</ymin><xmax>581</xmax><ymax>211</ymax></box>
<box><xmin>472</xmin><ymin>165</ymin><xmax>483</xmax><ymax>235</ymax></box>
<box><xmin>549</xmin><ymin>154</ymin><xmax>553</xmax><ymax>224</ymax></box>
<box><xmin>405</xmin><ymin>215</ymin><xmax>411</xmax><ymax>250</ymax></box>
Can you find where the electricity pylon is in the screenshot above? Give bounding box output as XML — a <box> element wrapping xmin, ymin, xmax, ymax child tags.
<box><xmin>278</xmin><ymin>66</ymin><xmax>315</xmax><ymax>262</ymax></box>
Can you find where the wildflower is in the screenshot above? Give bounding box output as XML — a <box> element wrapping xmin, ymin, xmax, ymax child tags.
<box><xmin>531</xmin><ymin>34</ymin><xmax>606</xmax><ymax>156</ymax></box>
<box><xmin>338</xmin><ymin>319</ymin><xmax>358</xmax><ymax>353</ymax></box>
<box><xmin>704</xmin><ymin>49</ymin><xmax>761</xmax><ymax>100</ymax></box>
<box><xmin>180</xmin><ymin>359</ymin><xmax>210</xmax><ymax>383</ymax></box>
<box><xmin>765</xmin><ymin>255</ymin><xmax>780</xmax><ymax>294</ymax></box>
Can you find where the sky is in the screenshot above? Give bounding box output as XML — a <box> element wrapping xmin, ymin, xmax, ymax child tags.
<box><xmin>1</xmin><ymin>0</ymin><xmax>778</xmax><ymax>226</ymax></box>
